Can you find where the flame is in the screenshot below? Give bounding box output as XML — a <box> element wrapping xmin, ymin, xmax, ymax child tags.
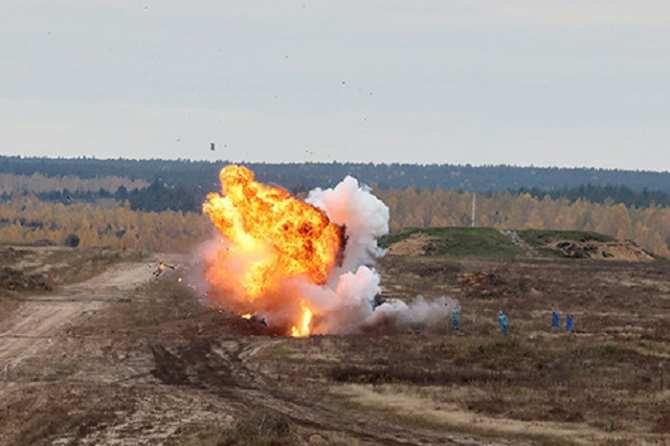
<box><xmin>290</xmin><ymin>302</ymin><xmax>313</xmax><ymax>338</ymax></box>
<box><xmin>241</xmin><ymin>313</ymin><xmax>253</xmax><ymax>320</ymax></box>
<box><xmin>203</xmin><ymin>165</ymin><xmax>344</xmax><ymax>336</ymax></box>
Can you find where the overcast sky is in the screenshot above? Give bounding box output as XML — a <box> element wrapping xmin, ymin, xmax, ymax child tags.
<box><xmin>1</xmin><ymin>1</ymin><xmax>669</xmax><ymax>170</ymax></box>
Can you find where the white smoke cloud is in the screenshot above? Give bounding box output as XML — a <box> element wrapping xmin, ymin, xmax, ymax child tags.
<box><xmin>301</xmin><ymin>177</ymin><xmax>457</xmax><ymax>334</ymax></box>
<box><xmin>307</xmin><ymin>176</ymin><xmax>389</xmax><ymax>273</ymax></box>
<box><xmin>363</xmin><ymin>296</ymin><xmax>459</xmax><ymax>331</ymax></box>
<box><xmin>298</xmin><ymin>265</ymin><xmax>381</xmax><ymax>334</ymax></box>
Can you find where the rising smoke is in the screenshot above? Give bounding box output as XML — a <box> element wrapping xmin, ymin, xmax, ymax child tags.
<box><xmin>302</xmin><ymin>176</ymin><xmax>458</xmax><ymax>333</ymax></box>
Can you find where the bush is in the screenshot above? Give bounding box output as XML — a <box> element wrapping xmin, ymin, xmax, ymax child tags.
<box><xmin>64</xmin><ymin>234</ymin><xmax>80</xmax><ymax>248</ymax></box>
<box><xmin>180</xmin><ymin>411</ymin><xmax>294</xmax><ymax>446</ymax></box>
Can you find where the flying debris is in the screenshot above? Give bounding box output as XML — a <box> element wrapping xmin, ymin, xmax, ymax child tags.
<box><xmin>153</xmin><ymin>261</ymin><xmax>176</xmax><ymax>278</ymax></box>
<box><xmin>242</xmin><ymin>313</ymin><xmax>268</xmax><ymax>327</ymax></box>
<box><xmin>210</xmin><ymin>142</ymin><xmax>216</xmax><ymax>151</ymax></box>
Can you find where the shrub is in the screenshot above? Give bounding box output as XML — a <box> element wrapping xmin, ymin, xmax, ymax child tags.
<box><xmin>64</xmin><ymin>233</ymin><xmax>80</xmax><ymax>248</ymax></box>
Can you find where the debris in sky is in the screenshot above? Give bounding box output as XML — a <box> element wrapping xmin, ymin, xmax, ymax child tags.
<box><xmin>210</xmin><ymin>142</ymin><xmax>216</xmax><ymax>151</ymax></box>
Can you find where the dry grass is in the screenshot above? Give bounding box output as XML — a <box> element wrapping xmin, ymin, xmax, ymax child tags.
<box><xmin>178</xmin><ymin>411</ymin><xmax>297</xmax><ymax>446</ymax></box>
<box><xmin>4</xmin><ymin>245</ymin><xmax>670</xmax><ymax>445</ymax></box>
<box><xmin>331</xmin><ymin>383</ymin><xmax>668</xmax><ymax>446</ymax></box>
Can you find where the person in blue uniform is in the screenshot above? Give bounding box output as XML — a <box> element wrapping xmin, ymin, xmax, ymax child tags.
<box><xmin>451</xmin><ymin>307</ymin><xmax>461</xmax><ymax>332</ymax></box>
<box><xmin>551</xmin><ymin>307</ymin><xmax>561</xmax><ymax>332</ymax></box>
<box><xmin>498</xmin><ymin>310</ymin><xmax>509</xmax><ymax>336</ymax></box>
<box><xmin>566</xmin><ymin>314</ymin><xmax>575</xmax><ymax>333</ymax></box>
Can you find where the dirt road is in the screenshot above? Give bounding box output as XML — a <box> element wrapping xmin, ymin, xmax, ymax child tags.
<box><xmin>0</xmin><ymin>256</ymin><xmax>173</xmax><ymax>381</ymax></box>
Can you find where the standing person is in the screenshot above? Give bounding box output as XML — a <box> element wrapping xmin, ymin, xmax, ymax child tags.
<box><xmin>566</xmin><ymin>314</ymin><xmax>575</xmax><ymax>334</ymax></box>
<box><xmin>498</xmin><ymin>310</ymin><xmax>509</xmax><ymax>336</ymax></box>
<box><xmin>551</xmin><ymin>307</ymin><xmax>561</xmax><ymax>332</ymax></box>
<box><xmin>451</xmin><ymin>306</ymin><xmax>461</xmax><ymax>332</ymax></box>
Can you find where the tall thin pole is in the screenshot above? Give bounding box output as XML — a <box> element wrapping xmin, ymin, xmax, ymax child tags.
<box><xmin>471</xmin><ymin>192</ymin><xmax>476</xmax><ymax>228</ymax></box>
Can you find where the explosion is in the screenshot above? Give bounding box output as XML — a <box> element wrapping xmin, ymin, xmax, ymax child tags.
<box><xmin>201</xmin><ymin>164</ymin><xmax>457</xmax><ymax>336</ymax></box>
<box><xmin>203</xmin><ymin>165</ymin><xmax>344</xmax><ymax>298</ymax></box>
<box><xmin>202</xmin><ymin>165</ymin><xmax>344</xmax><ymax>335</ymax></box>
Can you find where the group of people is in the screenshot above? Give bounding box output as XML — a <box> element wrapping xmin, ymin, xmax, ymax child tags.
<box><xmin>449</xmin><ymin>307</ymin><xmax>576</xmax><ymax>336</ymax></box>
<box><xmin>496</xmin><ymin>308</ymin><xmax>574</xmax><ymax>336</ymax></box>
<box><xmin>551</xmin><ymin>308</ymin><xmax>575</xmax><ymax>334</ymax></box>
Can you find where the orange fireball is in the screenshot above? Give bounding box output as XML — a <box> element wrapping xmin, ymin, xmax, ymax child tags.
<box><xmin>202</xmin><ymin>165</ymin><xmax>345</xmax><ymax>336</ymax></box>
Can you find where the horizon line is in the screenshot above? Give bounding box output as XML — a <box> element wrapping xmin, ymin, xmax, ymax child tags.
<box><xmin>2</xmin><ymin>154</ymin><xmax>669</xmax><ymax>175</ymax></box>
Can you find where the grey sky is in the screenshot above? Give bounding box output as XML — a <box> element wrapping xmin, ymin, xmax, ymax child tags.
<box><xmin>1</xmin><ymin>1</ymin><xmax>669</xmax><ymax>170</ymax></box>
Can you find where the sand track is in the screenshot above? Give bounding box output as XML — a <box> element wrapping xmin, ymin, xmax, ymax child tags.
<box><xmin>0</xmin><ymin>256</ymin><xmax>171</xmax><ymax>376</ymax></box>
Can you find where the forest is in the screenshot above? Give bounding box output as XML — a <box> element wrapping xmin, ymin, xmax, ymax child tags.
<box><xmin>0</xmin><ymin>157</ymin><xmax>669</xmax><ymax>256</ymax></box>
<box><xmin>3</xmin><ymin>155</ymin><xmax>670</xmax><ymax>194</ymax></box>
<box><xmin>1</xmin><ymin>187</ymin><xmax>669</xmax><ymax>256</ymax></box>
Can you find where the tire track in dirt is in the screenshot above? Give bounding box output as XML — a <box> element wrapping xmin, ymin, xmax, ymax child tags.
<box><xmin>202</xmin><ymin>338</ymin><xmax>513</xmax><ymax>445</ymax></box>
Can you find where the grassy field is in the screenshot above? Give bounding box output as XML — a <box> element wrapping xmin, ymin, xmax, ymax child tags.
<box><xmin>379</xmin><ymin>227</ymin><xmax>646</xmax><ymax>262</ymax></box>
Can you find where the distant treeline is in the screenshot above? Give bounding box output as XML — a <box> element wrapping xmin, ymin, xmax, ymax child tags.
<box><xmin>2</xmin><ymin>182</ymin><xmax>202</xmax><ymax>213</ymax></box>
<box><xmin>0</xmin><ymin>195</ymin><xmax>209</xmax><ymax>252</ymax></box>
<box><xmin>509</xmin><ymin>185</ymin><xmax>670</xmax><ymax>208</ymax></box>
<box><xmin>0</xmin><ymin>173</ymin><xmax>148</xmax><ymax>194</ymax></box>
<box><xmin>6</xmin><ymin>179</ymin><xmax>670</xmax><ymax>215</ymax></box>
<box><xmin>3</xmin><ymin>156</ymin><xmax>670</xmax><ymax>194</ymax></box>
<box><xmin>2</xmin><ymin>187</ymin><xmax>669</xmax><ymax>256</ymax></box>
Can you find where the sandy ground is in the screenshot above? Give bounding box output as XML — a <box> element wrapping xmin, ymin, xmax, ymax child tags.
<box><xmin>0</xmin><ymin>260</ymin><xmax>160</xmax><ymax>371</ymax></box>
<box><xmin>2</xmin><ymin>248</ymin><xmax>670</xmax><ymax>445</ymax></box>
